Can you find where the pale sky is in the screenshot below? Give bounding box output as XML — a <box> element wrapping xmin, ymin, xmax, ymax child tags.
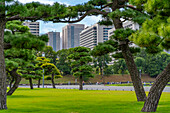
<box><xmin>18</xmin><ymin>0</ymin><xmax>102</xmax><ymax>35</ymax></box>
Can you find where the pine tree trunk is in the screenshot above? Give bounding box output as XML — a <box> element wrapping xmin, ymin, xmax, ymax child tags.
<box><xmin>29</xmin><ymin>78</ymin><xmax>33</xmax><ymax>89</ymax></box>
<box><xmin>7</xmin><ymin>69</ymin><xmax>21</xmax><ymax>95</ymax></box>
<box><xmin>113</xmin><ymin>18</ymin><xmax>146</xmax><ymax>101</ymax></box>
<box><xmin>121</xmin><ymin>43</ymin><xmax>146</xmax><ymax>101</ymax></box>
<box><xmin>79</xmin><ymin>76</ymin><xmax>83</xmax><ymax>90</ymax></box>
<box><xmin>0</xmin><ymin>16</ymin><xmax>7</xmax><ymax>109</ymax></box>
<box><xmin>102</xmin><ymin>57</ymin><xmax>105</xmax><ymax>85</ymax></box>
<box><xmin>51</xmin><ymin>74</ymin><xmax>56</xmax><ymax>88</ymax></box>
<box><xmin>37</xmin><ymin>78</ymin><xmax>40</xmax><ymax>88</ymax></box>
<box><xmin>141</xmin><ymin>63</ymin><xmax>170</xmax><ymax>112</ymax></box>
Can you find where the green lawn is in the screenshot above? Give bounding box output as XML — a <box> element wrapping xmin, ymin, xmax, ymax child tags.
<box><xmin>0</xmin><ymin>88</ymin><xmax>170</xmax><ymax>113</ymax></box>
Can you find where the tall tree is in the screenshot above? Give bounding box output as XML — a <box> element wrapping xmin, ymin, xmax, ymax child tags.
<box><xmin>0</xmin><ymin>0</ymin><xmax>71</xmax><ymax>109</ymax></box>
<box><xmin>68</xmin><ymin>47</ymin><xmax>93</xmax><ymax>90</ymax></box>
<box><xmin>129</xmin><ymin>0</ymin><xmax>170</xmax><ymax>112</ymax></box>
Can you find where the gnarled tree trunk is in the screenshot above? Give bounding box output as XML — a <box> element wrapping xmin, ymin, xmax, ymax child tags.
<box><xmin>79</xmin><ymin>76</ymin><xmax>83</xmax><ymax>90</ymax></box>
<box><xmin>113</xmin><ymin>18</ymin><xmax>146</xmax><ymax>101</ymax></box>
<box><xmin>0</xmin><ymin>17</ymin><xmax>7</xmax><ymax>109</ymax></box>
<box><xmin>121</xmin><ymin>42</ymin><xmax>146</xmax><ymax>101</ymax></box>
<box><xmin>7</xmin><ymin>69</ymin><xmax>21</xmax><ymax>95</ymax></box>
<box><xmin>51</xmin><ymin>74</ymin><xmax>56</xmax><ymax>88</ymax></box>
<box><xmin>141</xmin><ymin>63</ymin><xmax>170</xmax><ymax>112</ymax></box>
<box><xmin>29</xmin><ymin>78</ymin><xmax>33</xmax><ymax>89</ymax></box>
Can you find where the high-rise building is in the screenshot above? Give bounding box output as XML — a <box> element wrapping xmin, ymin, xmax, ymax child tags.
<box><xmin>80</xmin><ymin>23</ymin><xmax>113</xmax><ymax>49</ymax></box>
<box><xmin>62</xmin><ymin>24</ymin><xmax>85</xmax><ymax>49</ymax></box>
<box><xmin>23</xmin><ymin>22</ymin><xmax>39</xmax><ymax>36</ymax></box>
<box><xmin>47</xmin><ymin>32</ymin><xmax>60</xmax><ymax>52</ymax></box>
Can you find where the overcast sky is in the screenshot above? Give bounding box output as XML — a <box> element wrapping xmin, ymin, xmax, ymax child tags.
<box><xmin>18</xmin><ymin>0</ymin><xmax>102</xmax><ymax>35</ymax></box>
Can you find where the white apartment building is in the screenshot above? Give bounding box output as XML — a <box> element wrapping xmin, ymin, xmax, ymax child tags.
<box><xmin>23</xmin><ymin>22</ymin><xmax>39</xmax><ymax>36</ymax></box>
<box><xmin>80</xmin><ymin>23</ymin><xmax>113</xmax><ymax>49</ymax></box>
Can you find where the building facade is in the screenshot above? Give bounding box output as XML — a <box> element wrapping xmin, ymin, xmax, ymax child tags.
<box><xmin>80</xmin><ymin>23</ymin><xmax>113</xmax><ymax>49</ymax></box>
<box><xmin>47</xmin><ymin>32</ymin><xmax>60</xmax><ymax>52</ymax></box>
<box><xmin>108</xmin><ymin>21</ymin><xmax>140</xmax><ymax>38</ymax></box>
<box><xmin>62</xmin><ymin>24</ymin><xmax>85</xmax><ymax>49</ymax></box>
<box><xmin>23</xmin><ymin>22</ymin><xmax>40</xmax><ymax>36</ymax></box>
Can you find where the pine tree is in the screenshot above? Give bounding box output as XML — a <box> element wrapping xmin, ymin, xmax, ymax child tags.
<box><xmin>129</xmin><ymin>0</ymin><xmax>170</xmax><ymax>112</ymax></box>
<box><xmin>0</xmin><ymin>0</ymin><xmax>69</xmax><ymax>109</ymax></box>
<box><xmin>4</xmin><ymin>20</ymin><xmax>48</xmax><ymax>95</ymax></box>
<box><xmin>91</xmin><ymin>42</ymin><xmax>114</xmax><ymax>84</ymax></box>
<box><xmin>68</xmin><ymin>47</ymin><xmax>93</xmax><ymax>90</ymax></box>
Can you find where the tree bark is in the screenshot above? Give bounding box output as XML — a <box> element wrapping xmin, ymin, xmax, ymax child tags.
<box><xmin>7</xmin><ymin>69</ymin><xmax>21</xmax><ymax>95</ymax></box>
<box><xmin>37</xmin><ymin>78</ymin><xmax>41</xmax><ymax>88</ymax></box>
<box><xmin>79</xmin><ymin>76</ymin><xmax>83</xmax><ymax>90</ymax></box>
<box><xmin>9</xmin><ymin>76</ymin><xmax>14</xmax><ymax>89</ymax></box>
<box><xmin>113</xmin><ymin>18</ymin><xmax>146</xmax><ymax>101</ymax></box>
<box><xmin>141</xmin><ymin>63</ymin><xmax>170</xmax><ymax>112</ymax></box>
<box><xmin>0</xmin><ymin>16</ymin><xmax>7</xmax><ymax>109</ymax></box>
<box><xmin>121</xmin><ymin>42</ymin><xmax>146</xmax><ymax>101</ymax></box>
<box><xmin>51</xmin><ymin>74</ymin><xmax>56</xmax><ymax>88</ymax></box>
<box><xmin>29</xmin><ymin>78</ymin><xmax>33</xmax><ymax>89</ymax></box>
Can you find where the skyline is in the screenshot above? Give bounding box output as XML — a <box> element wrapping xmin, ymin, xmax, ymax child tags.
<box><xmin>18</xmin><ymin>0</ymin><xmax>102</xmax><ymax>35</ymax></box>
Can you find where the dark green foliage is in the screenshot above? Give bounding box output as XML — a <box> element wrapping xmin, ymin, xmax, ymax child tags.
<box><xmin>98</xmin><ymin>19</ymin><xmax>113</xmax><ymax>26</ymax></box>
<box><xmin>109</xmin><ymin>8</ymin><xmax>149</xmax><ymax>25</ymax></box>
<box><xmin>6</xmin><ymin>21</ymin><xmax>29</xmax><ymax>34</ymax></box>
<box><xmin>68</xmin><ymin>47</ymin><xmax>93</xmax><ymax>79</ymax></box>
<box><xmin>130</xmin><ymin>0</ymin><xmax>170</xmax><ymax>52</ymax></box>
<box><xmin>111</xmin><ymin>28</ymin><xmax>135</xmax><ymax>41</ymax></box>
<box><xmin>5</xmin><ymin>48</ymin><xmax>35</xmax><ymax>61</ymax></box>
<box><xmin>103</xmin><ymin>65</ymin><xmax>114</xmax><ymax>75</ymax></box>
<box><xmin>93</xmin><ymin>54</ymin><xmax>112</xmax><ymax>73</ymax></box>
<box><xmin>112</xmin><ymin>59</ymin><xmax>128</xmax><ymax>75</ymax></box>
<box><xmin>91</xmin><ymin>42</ymin><xmax>115</xmax><ymax>56</ymax></box>
<box><xmin>88</xmin><ymin>0</ymin><xmax>107</xmax><ymax>7</ymax></box>
<box><xmin>56</xmin><ymin>49</ymin><xmax>72</xmax><ymax>75</ymax></box>
<box><xmin>135</xmin><ymin>49</ymin><xmax>170</xmax><ymax>77</ymax></box>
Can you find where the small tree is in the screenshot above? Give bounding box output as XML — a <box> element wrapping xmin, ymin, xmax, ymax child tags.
<box><xmin>37</xmin><ymin>57</ymin><xmax>61</xmax><ymax>88</ymax></box>
<box><xmin>56</xmin><ymin>49</ymin><xmax>72</xmax><ymax>75</ymax></box>
<box><xmin>91</xmin><ymin>42</ymin><xmax>115</xmax><ymax>84</ymax></box>
<box><xmin>41</xmin><ymin>63</ymin><xmax>61</xmax><ymax>88</ymax></box>
<box><xmin>68</xmin><ymin>47</ymin><xmax>93</xmax><ymax>90</ymax></box>
<box><xmin>20</xmin><ymin>63</ymin><xmax>37</xmax><ymax>89</ymax></box>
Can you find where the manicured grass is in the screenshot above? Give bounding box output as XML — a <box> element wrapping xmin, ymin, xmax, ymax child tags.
<box><xmin>0</xmin><ymin>88</ymin><xmax>170</xmax><ymax>113</ymax></box>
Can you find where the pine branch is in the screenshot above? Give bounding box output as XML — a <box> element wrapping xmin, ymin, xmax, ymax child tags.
<box><xmin>53</xmin><ymin>9</ymin><xmax>108</xmax><ymax>23</ymax></box>
<box><xmin>7</xmin><ymin>15</ymin><xmax>39</xmax><ymax>21</ymax></box>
